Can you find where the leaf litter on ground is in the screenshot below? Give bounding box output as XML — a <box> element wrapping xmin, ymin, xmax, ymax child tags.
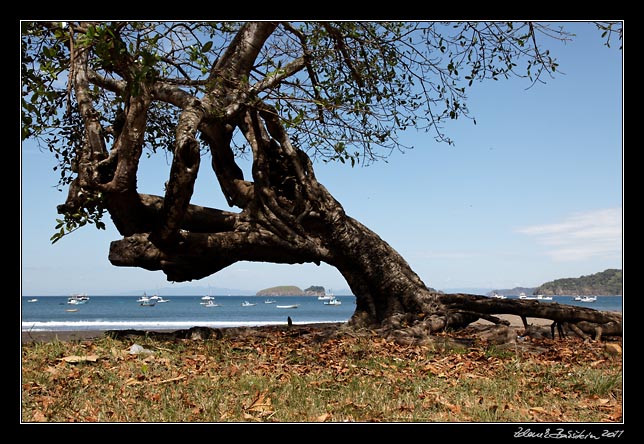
<box><xmin>21</xmin><ymin>324</ymin><xmax>622</xmax><ymax>422</ymax></box>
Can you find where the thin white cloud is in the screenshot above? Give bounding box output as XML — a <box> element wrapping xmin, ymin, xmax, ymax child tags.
<box><xmin>517</xmin><ymin>208</ymin><xmax>622</xmax><ymax>261</ymax></box>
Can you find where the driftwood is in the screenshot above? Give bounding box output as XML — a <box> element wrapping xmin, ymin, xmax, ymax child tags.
<box><xmin>439</xmin><ymin>293</ymin><xmax>622</xmax><ymax>340</ymax></box>
<box><xmin>105</xmin><ymin>326</ymin><xmax>224</xmax><ymax>341</ymax></box>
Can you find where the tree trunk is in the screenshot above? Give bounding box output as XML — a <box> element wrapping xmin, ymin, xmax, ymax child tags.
<box><xmin>103</xmin><ymin>101</ymin><xmax>621</xmax><ymax>338</ymax></box>
<box><xmin>324</xmin><ymin>215</ymin><xmax>443</xmax><ymax>328</ymax></box>
<box><xmin>63</xmin><ymin>22</ymin><xmax>621</xmax><ymax>340</ymax></box>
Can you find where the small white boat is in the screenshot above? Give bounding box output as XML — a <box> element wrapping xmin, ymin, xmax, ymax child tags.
<box><xmin>68</xmin><ymin>293</ymin><xmax>90</xmax><ymax>305</ymax></box>
<box><xmin>535</xmin><ymin>294</ymin><xmax>553</xmax><ymax>301</ymax></box>
<box><xmin>137</xmin><ymin>292</ymin><xmax>156</xmax><ymax>306</ymax></box>
<box><xmin>518</xmin><ymin>293</ymin><xmax>552</xmax><ymax>301</ymax></box>
<box><xmin>149</xmin><ymin>294</ymin><xmax>169</xmax><ymax>303</ymax></box>
<box><xmin>264</xmin><ymin>299</ymin><xmax>277</xmax><ymax>304</ymax></box>
<box><xmin>579</xmin><ymin>296</ymin><xmax>597</xmax><ymax>303</ymax></box>
<box><xmin>241</xmin><ymin>301</ymin><xmax>256</xmax><ymax>307</ymax></box>
<box><xmin>201</xmin><ymin>294</ymin><xmax>224</xmax><ymax>305</ymax></box>
<box><xmin>318</xmin><ymin>290</ymin><xmax>335</xmax><ymax>300</ymax></box>
<box><xmin>491</xmin><ymin>293</ymin><xmax>506</xmax><ymax>299</ymax></box>
<box><xmin>323</xmin><ymin>297</ymin><xmax>342</xmax><ymax>306</ymax></box>
<box><xmin>27</xmin><ymin>298</ymin><xmax>39</xmax><ymax>303</ymax></box>
<box><xmin>276</xmin><ymin>304</ymin><xmax>299</xmax><ymax>309</ymax></box>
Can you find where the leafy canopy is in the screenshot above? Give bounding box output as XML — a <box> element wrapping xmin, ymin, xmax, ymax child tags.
<box><xmin>21</xmin><ymin>21</ymin><xmax>622</xmax><ymax>241</ymax></box>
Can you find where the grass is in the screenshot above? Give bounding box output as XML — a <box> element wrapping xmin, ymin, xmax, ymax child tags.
<box><xmin>21</xmin><ymin>326</ymin><xmax>622</xmax><ymax>423</ymax></box>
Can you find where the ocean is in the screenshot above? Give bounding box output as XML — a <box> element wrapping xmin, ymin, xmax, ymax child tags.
<box><xmin>21</xmin><ymin>294</ymin><xmax>622</xmax><ymax>333</ymax></box>
<box><xmin>21</xmin><ymin>295</ymin><xmax>357</xmax><ymax>332</ymax></box>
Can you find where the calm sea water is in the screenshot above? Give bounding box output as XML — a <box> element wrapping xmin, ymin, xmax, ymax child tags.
<box><xmin>21</xmin><ymin>294</ymin><xmax>622</xmax><ymax>333</ymax></box>
<box><xmin>21</xmin><ymin>295</ymin><xmax>357</xmax><ymax>332</ymax></box>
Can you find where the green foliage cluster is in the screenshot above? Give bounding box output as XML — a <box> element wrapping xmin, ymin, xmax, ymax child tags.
<box><xmin>535</xmin><ymin>269</ymin><xmax>623</xmax><ymax>296</ymax></box>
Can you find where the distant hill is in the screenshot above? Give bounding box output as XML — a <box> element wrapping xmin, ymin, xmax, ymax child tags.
<box><xmin>534</xmin><ymin>269</ymin><xmax>623</xmax><ymax>296</ymax></box>
<box><xmin>487</xmin><ymin>287</ymin><xmax>537</xmax><ymax>297</ymax></box>
<box><xmin>256</xmin><ymin>286</ymin><xmax>305</xmax><ymax>296</ymax></box>
<box><xmin>255</xmin><ymin>285</ymin><xmax>337</xmax><ymax>296</ymax></box>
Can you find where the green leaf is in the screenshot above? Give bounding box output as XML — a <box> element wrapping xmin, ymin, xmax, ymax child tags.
<box><xmin>202</xmin><ymin>40</ymin><xmax>213</xmax><ymax>52</ymax></box>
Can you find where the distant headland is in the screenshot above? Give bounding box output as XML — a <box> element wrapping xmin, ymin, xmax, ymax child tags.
<box><xmin>489</xmin><ymin>269</ymin><xmax>623</xmax><ymax>297</ymax></box>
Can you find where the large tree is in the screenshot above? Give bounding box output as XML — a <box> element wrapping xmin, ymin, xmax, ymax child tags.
<box><xmin>21</xmin><ymin>21</ymin><xmax>622</xmax><ymax>338</ymax></box>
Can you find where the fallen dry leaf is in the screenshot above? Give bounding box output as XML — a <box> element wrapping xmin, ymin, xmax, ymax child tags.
<box><xmin>124</xmin><ymin>378</ymin><xmax>141</xmax><ymax>386</ymax></box>
<box><xmin>31</xmin><ymin>410</ymin><xmax>47</xmax><ymax>422</ymax></box>
<box><xmin>58</xmin><ymin>355</ymin><xmax>99</xmax><ymax>363</ymax></box>
<box><xmin>315</xmin><ymin>412</ymin><xmax>331</xmax><ymax>422</ymax></box>
<box><xmin>44</xmin><ymin>365</ymin><xmax>61</xmax><ymax>375</ymax></box>
<box><xmin>246</xmin><ymin>390</ymin><xmax>273</xmax><ymax>413</ymax></box>
<box><xmin>151</xmin><ymin>375</ymin><xmax>187</xmax><ymax>385</ymax></box>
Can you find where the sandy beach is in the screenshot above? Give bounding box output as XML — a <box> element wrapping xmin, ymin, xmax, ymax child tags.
<box><xmin>21</xmin><ymin>314</ymin><xmax>553</xmax><ymax>344</ymax></box>
<box><xmin>21</xmin><ymin>329</ymin><xmax>105</xmax><ymax>344</ymax></box>
<box><xmin>473</xmin><ymin>314</ymin><xmax>553</xmax><ymax>327</ymax></box>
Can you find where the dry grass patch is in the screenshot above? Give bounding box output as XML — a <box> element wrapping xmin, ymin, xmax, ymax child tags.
<box><xmin>21</xmin><ymin>326</ymin><xmax>622</xmax><ymax>423</ymax></box>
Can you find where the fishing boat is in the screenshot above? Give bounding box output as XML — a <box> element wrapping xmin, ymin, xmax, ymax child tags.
<box><xmin>491</xmin><ymin>292</ymin><xmax>506</xmax><ymax>299</ymax></box>
<box><xmin>137</xmin><ymin>292</ymin><xmax>156</xmax><ymax>306</ymax></box>
<box><xmin>264</xmin><ymin>299</ymin><xmax>277</xmax><ymax>304</ymax></box>
<box><xmin>27</xmin><ymin>298</ymin><xmax>39</xmax><ymax>303</ymax></box>
<box><xmin>535</xmin><ymin>294</ymin><xmax>553</xmax><ymax>301</ymax></box>
<box><xmin>579</xmin><ymin>296</ymin><xmax>597</xmax><ymax>303</ymax></box>
<box><xmin>317</xmin><ymin>290</ymin><xmax>335</xmax><ymax>301</ymax></box>
<box><xmin>241</xmin><ymin>301</ymin><xmax>257</xmax><ymax>307</ymax></box>
<box><xmin>519</xmin><ymin>293</ymin><xmax>552</xmax><ymax>301</ymax></box>
<box><xmin>323</xmin><ymin>297</ymin><xmax>342</xmax><ymax>306</ymax></box>
<box><xmin>276</xmin><ymin>304</ymin><xmax>299</xmax><ymax>309</ymax></box>
<box><xmin>200</xmin><ymin>295</ymin><xmax>215</xmax><ymax>305</ymax></box>
<box><xmin>149</xmin><ymin>294</ymin><xmax>170</xmax><ymax>303</ymax></box>
<box><xmin>201</xmin><ymin>293</ymin><xmax>223</xmax><ymax>305</ymax></box>
<box><xmin>67</xmin><ymin>293</ymin><xmax>90</xmax><ymax>305</ymax></box>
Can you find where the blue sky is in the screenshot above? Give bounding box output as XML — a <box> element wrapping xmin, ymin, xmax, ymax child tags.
<box><xmin>21</xmin><ymin>22</ymin><xmax>623</xmax><ymax>296</ymax></box>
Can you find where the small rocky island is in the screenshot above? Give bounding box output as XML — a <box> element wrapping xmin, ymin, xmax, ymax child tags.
<box><xmin>256</xmin><ymin>285</ymin><xmax>326</xmax><ymax>297</ymax></box>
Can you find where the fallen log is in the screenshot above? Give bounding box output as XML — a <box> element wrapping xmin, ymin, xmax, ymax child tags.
<box><xmin>439</xmin><ymin>293</ymin><xmax>622</xmax><ymax>340</ymax></box>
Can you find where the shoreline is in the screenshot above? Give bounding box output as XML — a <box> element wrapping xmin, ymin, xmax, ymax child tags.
<box><xmin>21</xmin><ymin>314</ymin><xmax>554</xmax><ymax>344</ymax></box>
